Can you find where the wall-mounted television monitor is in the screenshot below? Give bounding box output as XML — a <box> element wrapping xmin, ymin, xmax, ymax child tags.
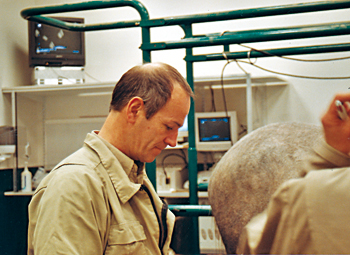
<box><xmin>28</xmin><ymin>17</ymin><xmax>85</xmax><ymax>67</ymax></box>
<box><xmin>195</xmin><ymin>111</ymin><xmax>238</xmax><ymax>151</ymax></box>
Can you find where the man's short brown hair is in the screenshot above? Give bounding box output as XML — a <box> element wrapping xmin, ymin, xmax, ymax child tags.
<box><xmin>110</xmin><ymin>62</ymin><xmax>194</xmax><ymax>119</ymax></box>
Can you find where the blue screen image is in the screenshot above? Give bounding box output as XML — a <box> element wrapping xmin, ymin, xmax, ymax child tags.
<box><xmin>198</xmin><ymin>117</ymin><xmax>231</xmax><ymax>142</ymax></box>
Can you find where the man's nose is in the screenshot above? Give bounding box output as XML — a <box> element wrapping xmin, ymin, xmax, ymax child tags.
<box><xmin>165</xmin><ymin>131</ymin><xmax>178</xmax><ymax>147</ymax></box>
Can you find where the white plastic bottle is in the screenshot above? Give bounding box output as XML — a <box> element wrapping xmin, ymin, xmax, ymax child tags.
<box><xmin>21</xmin><ymin>161</ymin><xmax>32</xmax><ymax>192</ymax></box>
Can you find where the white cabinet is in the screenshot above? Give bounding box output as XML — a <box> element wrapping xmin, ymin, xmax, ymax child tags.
<box><xmin>2</xmin><ymin>83</ymin><xmax>115</xmax><ymax>192</ymax></box>
<box><xmin>2</xmin><ymin>83</ymin><xmax>116</xmax><ymax>169</ymax></box>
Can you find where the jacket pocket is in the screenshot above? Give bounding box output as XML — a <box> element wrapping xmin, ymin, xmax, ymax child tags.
<box><xmin>105</xmin><ymin>221</ymin><xmax>147</xmax><ymax>255</ymax></box>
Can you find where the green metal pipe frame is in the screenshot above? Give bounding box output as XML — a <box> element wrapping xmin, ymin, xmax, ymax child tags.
<box><xmin>20</xmin><ymin>0</ymin><xmax>149</xmax><ymax>30</ymax></box>
<box><xmin>197</xmin><ymin>183</ymin><xmax>208</xmax><ymax>192</ymax></box>
<box><xmin>21</xmin><ymin>0</ymin><xmax>350</xmax><ymax>30</ymax></box>
<box><xmin>186</xmin><ymin>43</ymin><xmax>350</xmax><ymax>62</ymax></box>
<box><xmin>168</xmin><ymin>205</ymin><xmax>212</xmax><ymax>217</ymax></box>
<box><xmin>141</xmin><ymin>21</ymin><xmax>350</xmax><ymax>51</ymax></box>
<box><xmin>21</xmin><ymin>1</ymin><xmax>152</xmax><ymax>63</ymax></box>
<box><xmin>182</xmin><ymin>23</ymin><xmax>200</xmax><ymax>251</ymax></box>
<box><xmin>20</xmin><ymin>1</ymin><xmax>350</xmax><ymax>253</ymax></box>
<box><xmin>140</xmin><ymin>0</ymin><xmax>350</xmax><ymax>27</ymax></box>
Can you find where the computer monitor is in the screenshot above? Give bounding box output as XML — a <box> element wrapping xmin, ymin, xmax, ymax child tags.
<box><xmin>195</xmin><ymin>111</ymin><xmax>238</xmax><ymax>151</ymax></box>
<box><xmin>28</xmin><ymin>17</ymin><xmax>85</xmax><ymax>67</ymax></box>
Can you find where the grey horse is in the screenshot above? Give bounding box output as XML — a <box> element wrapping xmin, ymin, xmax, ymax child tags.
<box><xmin>208</xmin><ymin>122</ymin><xmax>322</xmax><ymax>254</ymax></box>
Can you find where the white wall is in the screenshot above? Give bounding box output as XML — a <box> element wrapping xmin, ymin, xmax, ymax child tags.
<box><xmin>1</xmin><ymin>0</ymin><xmax>350</xmax><ymax>128</ymax></box>
<box><xmin>2</xmin><ymin>0</ymin><xmax>350</xmax><ymax>124</ymax></box>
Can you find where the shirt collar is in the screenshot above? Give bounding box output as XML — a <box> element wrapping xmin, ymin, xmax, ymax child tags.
<box><xmin>85</xmin><ymin>131</ymin><xmax>145</xmax><ymax>203</ymax></box>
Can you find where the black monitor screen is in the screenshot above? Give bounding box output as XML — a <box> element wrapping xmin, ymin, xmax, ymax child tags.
<box><xmin>34</xmin><ymin>23</ymin><xmax>81</xmax><ymax>55</ymax></box>
<box><xmin>28</xmin><ymin>17</ymin><xmax>85</xmax><ymax>67</ymax></box>
<box><xmin>198</xmin><ymin>117</ymin><xmax>231</xmax><ymax>142</ymax></box>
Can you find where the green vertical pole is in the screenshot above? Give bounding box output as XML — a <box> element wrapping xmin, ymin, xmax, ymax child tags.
<box><xmin>142</xmin><ymin>27</ymin><xmax>151</xmax><ymax>64</ymax></box>
<box><xmin>145</xmin><ymin>160</ymin><xmax>156</xmax><ymax>190</ymax></box>
<box><xmin>142</xmin><ymin>26</ymin><xmax>157</xmax><ymax>190</ymax></box>
<box><xmin>223</xmin><ymin>44</ymin><xmax>230</xmax><ymax>52</ymax></box>
<box><xmin>182</xmin><ymin>24</ymin><xmax>200</xmax><ymax>254</ymax></box>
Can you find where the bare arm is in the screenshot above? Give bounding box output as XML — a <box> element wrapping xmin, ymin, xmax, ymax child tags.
<box><xmin>321</xmin><ymin>93</ymin><xmax>350</xmax><ymax>155</ymax></box>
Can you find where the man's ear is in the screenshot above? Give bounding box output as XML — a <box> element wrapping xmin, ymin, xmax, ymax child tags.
<box><xmin>126</xmin><ymin>97</ymin><xmax>144</xmax><ymax>123</ymax></box>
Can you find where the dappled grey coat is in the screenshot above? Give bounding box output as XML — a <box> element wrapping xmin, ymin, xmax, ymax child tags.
<box><xmin>208</xmin><ymin>122</ymin><xmax>322</xmax><ymax>254</ymax></box>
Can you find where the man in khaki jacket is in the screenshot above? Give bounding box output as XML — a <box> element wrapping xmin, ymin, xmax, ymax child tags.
<box><xmin>237</xmin><ymin>93</ymin><xmax>350</xmax><ymax>254</ymax></box>
<box><xmin>28</xmin><ymin>63</ymin><xmax>193</xmax><ymax>255</ymax></box>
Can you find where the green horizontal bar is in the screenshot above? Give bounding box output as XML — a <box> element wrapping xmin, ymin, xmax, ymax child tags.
<box><xmin>140</xmin><ymin>0</ymin><xmax>350</xmax><ymax>27</ymax></box>
<box><xmin>169</xmin><ymin>205</ymin><xmax>212</xmax><ymax>217</ymax></box>
<box><xmin>141</xmin><ymin>21</ymin><xmax>350</xmax><ymax>51</ymax></box>
<box><xmin>20</xmin><ymin>0</ymin><xmax>149</xmax><ymax>31</ymax></box>
<box><xmin>197</xmin><ymin>182</ymin><xmax>208</xmax><ymax>191</ymax></box>
<box><xmin>21</xmin><ymin>1</ymin><xmax>350</xmax><ymax>31</ymax></box>
<box><xmin>21</xmin><ymin>0</ymin><xmax>149</xmax><ymax>19</ymax></box>
<box><xmin>29</xmin><ymin>15</ymin><xmax>140</xmax><ymax>31</ymax></box>
<box><xmin>185</xmin><ymin>43</ymin><xmax>350</xmax><ymax>62</ymax></box>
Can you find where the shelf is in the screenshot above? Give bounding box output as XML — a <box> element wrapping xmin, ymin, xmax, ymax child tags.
<box><xmin>4</xmin><ymin>190</ymin><xmax>34</xmax><ymax>196</ymax></box>
<box><xmin>1</xmin><ymin>82</ymin><xmax>116</xmax><ymax>99</ymax></box>
<box><xmin>195</xmin><ymin>75</ymin><xmax>288</xmax><ymax>89</ymax></box>
<box><xmin>1</xmin><ymin>76</ymin><xmax>287</xmax><ymax>97</ymax></box>
<box><xmin>166</xmin><ymin>142</ymin><xmax>188</xmax><ymax>150</ymax></box>
<box><xmin>158</xmin><ymin>190</ymin><xmax>208</xmax><ymax>198</ymax></box>
<box><xmin>45</xmin><ymin>117</ymin><xmax>107</xmax><ymax>125</ymax></box>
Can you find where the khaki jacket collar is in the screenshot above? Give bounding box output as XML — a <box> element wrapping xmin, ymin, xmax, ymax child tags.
<box><xmin>84</xmin><ymin>132</ymin><xmax>142</xmax><ymax>204</ymax></box>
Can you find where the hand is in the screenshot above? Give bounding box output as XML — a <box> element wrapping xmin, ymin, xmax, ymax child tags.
<box><xmin>321</xmin><ymin>93</ymin><xmax>350</xmax><ymax>155</ymax></box>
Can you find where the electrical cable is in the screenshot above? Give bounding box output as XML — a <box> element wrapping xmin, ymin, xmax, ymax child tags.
<box><xmin>221</xmin><ymin>53</ymin><xmax>233</xmax><ymax>116</ymax></box>
<box><xmin>239</xmin><ymin>44</ymin><xmax>350</xmax><ymax>62</ymax></box>
<box><xmin>210</xmin><ymin>85</ymin><xmax>216</xmax><ymax>112</ymax></box>
<box><xmin>161</xmin><ymin>153</ymin><xmax>187</xmax><ymax>180</ymax></box>
<box><xmin>48</xmin><ymin>67</ymin><xmax>74</xmax><ymax>84</ymax></box>
<box><xmin>221</xmin><ymin>52</ymin><xmax>244</xmax><ymax>147</ymax></box>
<box><xmin>221</xmin><ymin>46</ymin><xmax>350</xmax><ymax>80</ymax></box>
<box><xmin>238</xmin><ymin>124</ymin><xmax>248</xmax><ymax>136</ymax></box>
<box><xmin>232</xmin><ymin>44</ymin><xmax>350</xmax><ymax>79</ymax></box>
<box><xmin>84</xmin><ymin>71</ymin><xmax>102</xmax><ymax>83</ymax></box>
<box><xmin>179</xmin><ymin>149</ymin><xmax>187</xmax><ymax>164</ymax></box>
<box><xmin>50</xmin><ymin>67</ymin><xmax>102</xmax><ymax>83</ymax></box>
<box><xmin>236</xmin><ymin>59</ymin><xmax>350</xmax><ymax>79</ymax></box>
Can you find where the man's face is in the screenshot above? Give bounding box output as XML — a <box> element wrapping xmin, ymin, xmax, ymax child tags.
<box><xmin>130</xmin><ymin>83</ymin><xmax>191</xmax><ymax>163</ymax></box>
